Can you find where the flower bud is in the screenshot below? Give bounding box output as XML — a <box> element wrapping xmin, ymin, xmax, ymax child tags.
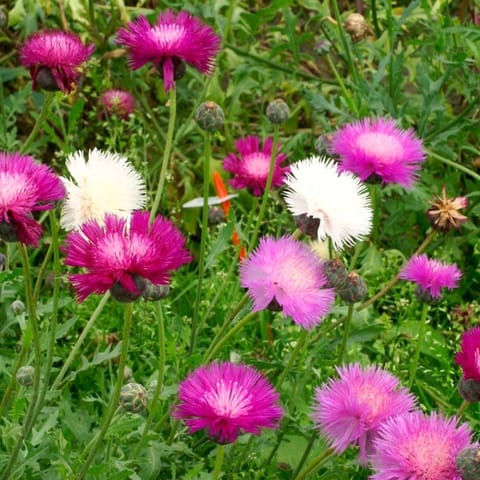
<box><xmin>36</xmin><ymin>66</ymin><xmax>61</xmax><ymax>91</ymax></box>
<box><xmin>426</xmin><ymin>186</ymin><xmax>468</xmax><ymax>233</ymax></box>
<box><xmin>157</xmin><ymin>57</ymin><xmax>186</xmax><ymax>82</ymax></box>
<box><xmin>323</xmin><ymin>259</ymin><xmax>349</xmax><ymax>289</ymax></box>
<box><xmin>11</xmin><ymin>300</ymin><xmax>25</xmax><ymax>315</ymax></box>
<box><xmin>123</xmin><ymin>365</ymin><xmax>134</xmax><ymax>381</ymax></box>
<box><xmin>100</xmin><ymin>89</ymin><xmax>135</xmax><ymax>119</ymax></box>
<box><xmin>194</xmin><ymin>101</ymin><xmax>224</xmax><ymax>132</ymax></box>
<box><xmin>414</xmin><ymin>285</ymin><xmax>439</xmax><ymax>305</ymax></box>
<box><xmin>110</xmin><ymin>275</ymin><xmax>146</xmax><ymax>303</ymax></box>
<box><xmin>314</xmin><ymin>134</ymin><xmax>333</xmax><ymax>156</ymax></box>
<box><xmin>314</xmin><ymin>39</ymin><xmax>332</xmax><ymax>56</ymax></box>
<box><xmin>141</xmin><ymin>281</ymin><xmax>170</xmax><ymax>302</ymax></box>
<box><xmin>344</xmin><ymin>13</ymin><xmax>370</xmax><ymax>42</ymax></box>
<box><xmin>338</xmin><ymin>271</ymin><xmax>368</xmax><ymax>303</ymax></box>
<box><xmin>0</xmin><ymin>8</ymin><xmax>8</xmax><ymax>28</ymax></box>
<box><xmin>0</xmin><ymin>222</ymin><xmax>18</xmax><ymax>242</ymax></box>
<box><xmin>266</xmin><ymin>99</ymin><xmax>290</xmax><ymax>124</ymax></box>
<box><xmin>208</xmin><ymin>206</ymin><xmax>226</xmax><ymax>225</ymax></box>
<box><xmin>456</xmin><ymin>447</ymin><xmax>480</xmax><ymax>480</ymax></box>
<box><xmin>458</xmin><ymin>376</ymin><xmax>480</xmax><ymax>403</ymax></box>
<box><xmin>294</xmin><ymin>214</ymin><xmax>320</xmax><ymax>239</ymax></box>
<box><xmin>120</xmin><ymin>382</ymin><xmax>148</xmax><ymax>413</ymax></box>
<box><xmin>16</xmin><ymin>365</ymin><xmax>35</xmax><ymax>387</ymax></box>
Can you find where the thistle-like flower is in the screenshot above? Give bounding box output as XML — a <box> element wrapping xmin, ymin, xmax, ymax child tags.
<box><xmin>455</xmin><ymin>327</ymin><xmax>480</xmax><ymax>401</ymax></box>
<box><xmin>100</xmin><ymin>89</ymin><xmax>135</xmax><ymax>118</ymax></box>
<box><xmin>427</xmin><ymin>186</ymin><xmax>468</xmax><ymax>233</ymax></box>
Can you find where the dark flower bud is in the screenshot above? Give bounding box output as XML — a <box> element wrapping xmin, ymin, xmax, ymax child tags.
<box><xmin>414</xmin><ymin>285</ymin><xmax>440</xmax><ymax>305</ymax></box>
<box><xmin>458</xmin><ymin>376</ymin><xmax>480</xmax><ymax>403</ymax></box>
<box><xmin>456</xmin><ymin>447</ymin><xmax>480</xmax><ymax>480</ymax></box>
<box><xmin>266</xmin><ymin>99</ymin><xmax>290</xmax><ymax>124</ymax></box>
<box><xmin>338</xmin><ymin>271</ymin><xmax>368</xmax><ymax>303</ymax></box>
<box><xmin>16</xmin><ymin>365</ymin><xmax>35</xmax><ymax>387</ymax></box>
<box><xmin>141</xmin><ymin>281</ymin><xmax>170</xmax><ymax>302</ymax></box>
<box><xmin>11</xmin><ymin>300</ymin><xmax>25</xmax><ymax>315</ymax></box>
<box><xmin>208</xmin><ymin>206</ymin><xmax>226</xmax><ymax>225</ymax></box>
<box><xmin>120</xmin><ymin>382</ymin><xmax>148</xmax><ymax>413</ymax></box>
<box><xmin>195</xmin><ymin>101</ymin><xmax>225</xmax><ymax>132</ymax></box>
<box><xmin>323</xmin><ymin>259</ymin><xmax>349</xmax><ymax>289</ymax></box>
<box><xmin>36</xmin><ymin>66</ymin><xmax>61</xmax><ymax>92</ymax></box>
<box><xmin>0</xmin><ymin>222</ymin><xmax>18</xmax><ymax>242</ymax></box>
<box><xmin>344</xmin><ymin>13</ymin><xmax>370</xmax><ymax>42</ymax></box>
<box><xmin>294</xmin><ymin>214</ymin><xmax>320</xmax><ymax>239</ymax></box>
<box><xmin>157</xmin><ymin>57</ymin><xmax>186</xmax><ymax>82</ymax></box>
<box><xmin>110</xmin><ymin>275</ymin><xmax>146</xmax><ymax>303</ymax></box>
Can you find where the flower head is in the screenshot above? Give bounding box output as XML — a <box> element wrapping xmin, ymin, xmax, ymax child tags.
<box><xmin>64</xmin><ymin>211</ymin><xmax>191</xmax><ymax>302</ymax></box>
<box><xmin>116</xmin><ymin>10</ymin><xmax>221</xmax><ymax>91</ymax></box>
<box><xmin>223</xmin><ymin>136</ymin><xmax>289</xmax><ymax>196</ymax></box>
<box><xmin>20</xmin><ymin>30</ymin><xmax>95</xmax><ymax>93</ymax></box>
<box><xmin>0</xmin><ymin>152</ymin><xmax>65</xmax><ymax>246</ymax></box>
<box><xmin>312</xmin><ymin>363</ymin><xmax>415</xmax><ymax>463</ymax></box>
<box><xmin>100</xmin><ymin>89</ymin><xmax>135</xmax><ymax>118</ymax></box>
<box><xmin>283</xmin><ymin>156</ymin><xmax>372</xmax><ymax>250</ymax></box>
<box><xmin>173</xmin><ymin>362</ymin><xmax>283</xmax><ymax>444</ymax></box>
<box><xmin>331</xmin><ymin>117</ymin><xmax>425</xmax><ymax>188</ymax></box>
<box><xmin>370</xmin><ymin>411</ymin><xmax>473</xmax><ymax>480</ymax></box>
<box><xmin>427</xmin><ymin>186</ymin><xmax>468</xmax><ymax>233</ymax></box>
<box><xmin>60</xmin><ymin>148</ymin><xmax>146</xmax><ymax>231</ymax></box>
<box><xmin>240</xmin><ymin>236</ymin><xmax>335</xmax><ymax>329</ymax></box>
<box><xmin>456</xmin><ymin>327</ymin><xmax>480</xmax><ymax>382</ymax></box>
<box><xmin>399</xmin><ymin>254</ymin><xmax>462</xmax><ymax>301</ymax></box>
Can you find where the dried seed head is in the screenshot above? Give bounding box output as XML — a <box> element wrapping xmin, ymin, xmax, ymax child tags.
<box><xmin>194</xmin><ymin>101</ymin><xmax>224</xmax><ymax>132</ymax></box>
<box><xmin>120</xmin><ymin>382</ymin><xmax>148</xmax><ymax>413</ymax></box>
<box><xmin>426</xmin><ymin>186</ymin><xmax>468</xmax><ymax>233</ymax></box>
<box><xmin>344</xmin><ymin>13</ymin><xmax>370</xmax><ymax>42</ymax></box>
<box><xmin>266</xmin><ymin>99</ymin><xmax>290</xmax><ymax>124</ymax></box>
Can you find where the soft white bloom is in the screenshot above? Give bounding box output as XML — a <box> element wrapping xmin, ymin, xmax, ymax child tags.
<box><xmin>283</xmin><ymin>156</ymin><xmax>372</xmax><ymax>250</ymax></box>
<box><xmin>60</xmin><ymin>148</ymin><xmax>146</xmax><ymax>230</ymax></box>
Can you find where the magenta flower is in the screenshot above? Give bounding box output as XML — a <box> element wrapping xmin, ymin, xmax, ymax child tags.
<box><xmin>331</xmin><ymin>117</ymin><xmax>425</xmax><ymax>188</ymax></box>
<box><xmin>399</xmin><ymin>254</ymin><xmax>462</xmax><ymax>300</ymax></box>
<box><xmin>116</xmin><ymin>10</ymin><xmax>221</xmax><ymax>91</ymax></box>
<box><xmin>240</xmin><ymin>236</ymin><xmax>335</xmax><ymax>329</ymax></box>
<box><xmin>455</xmin><ymin>327</ymin><xmax>480</xmax><ymax>382</ymax></box>
<box><xmin>0</xmin><ymin>152</ymin><xmax>65</xmax><ymax>246</ymax></box>
<box><xmin>223</xmin><ymin>136</ymin><xmax>289</xmax><ymax>196</ymax></box>
<box><xmin>312</xmin><ymin>363</ymin><xmax>416</xmax><ymax>463</ymax></box>
<box><xmin>100</xmin><ymin>89</ymin><xmax>135</xmax><ymax>118</ymax></box>
<box><xmin>370</xmin><ymin>411</ymin><xmax>473</xmax><ymax>480</ymax></box>
<box><xmin>173</xmin><ymin>362</ymin><xmax>283</xmax><ymax>444</ymax></box>
<box><xmin>20</xmin><ymin>30</ymin><xmax>95</xmax><ymax>93</ymax></box>
<box><xmin>64</xmin><ymin>211</ymin><xmax>191</xmax><ymax>302</ymax></box>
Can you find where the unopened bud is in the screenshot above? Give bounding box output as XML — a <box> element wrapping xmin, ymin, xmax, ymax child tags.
<box><xmin>323</xmin><ymin>259</ymin><xmax>349</xmax><ymax>289</ymax></box>
<box><xmin>120</xmin><ymin>382</ymin><xmax>148</xmax><ymax>413</ymax></box>
<box><xmin>100</xmin><ymin>89</ymin><xmax>135</xmax><ymax>119</ymax></box>
<box><xmin>0</xmin><ymin>8</ymin><xmax>8</xmax><ymax>28</ymax></box>
<box><xmin>110</xmin><ymin>275</ymin><xmax>146</xmax><ymax>303</ymax></box>
<box><xmin>11</xmin><ymin>300</ymin><xmax>25</xmax><ymax>315</ymax></box>
<box><xmin>194</xmin><ymin>101</ymin><xmax>224</xmax><ymax>132</ymax></box>
<box><xmin>414</xmin><ymin>285</ymin><xmax>439</xmax><ymax>305</ymax></box>
<box><xmin>141</xmin><ymin>281</ymin><xmax>170</xmax><ymax>302</ymax></box>
<box><xmin>338</xmin><ymin>271</ymin><xmax>368</xmax><ymax>303</ymax></box>
<box><xmin>0</xmin><ymin>222</ymin><xmax>18</xmax><ymax>242</ymax></box>
<box><xmin>314</xmin><ymin>39</ymin><xmax>332</xmax><ymax>56</ymax></box>
<box><xmin>16</xmin><ymin>366</ymin><xmax>35</xmax><ymax>387</ymax></box>
<box><xmin>458</xmin><ymin>377</ymin><xmax>480</xmax><ymax>403</ymax></box>
<box><xmin>36</xmin><ymin>66</ymin><xmax>61</xmax><ymax>91</ymax></box>
<box><xmin>456</xmin><ymin>447</ymin><xmax>480</xmax><ymax>480</ymax></box>
<box><xmin>123</xmin><ymin>365</ymin><xmax>134</xmax><ymax>381</ymax></box>
<box><xmin>208</xmin><ymin>206</ymin><xmax>226</xmax><ymax>225</ymax></box>
<box><xmin>294</xmin><ymin>214</ymin><xmax>320</xmax><ymax>239</ymax></box>
<box><xmin>266</xmin><ymin>99</ymin><xmax>290</xmax><ymax>124</ymax></box>
<box><xmin>344</xmin><ymin>13</ymin><xmax>370</xmax><ymax>42</ymax></box>
<box><xmin>314</xmin><ymin>134</ymin><xmax>333</xmax><ymax>156</ymax></box>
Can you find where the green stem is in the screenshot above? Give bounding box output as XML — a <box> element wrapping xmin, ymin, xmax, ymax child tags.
<box><xmin>370</xmin><ymin>184</ymin><xmax>381</xmax><ymax>245</ymax></box>
<box><xmin>276</xmin><ymin>329</ymin><xmax>309</xmax><ymax>390</ymax></box>
<box><xmin>290</xmin><ymin>434</ymin><xmax>317</xmax><ymax>480</ymax></box>
<box><xmin>325</xmin><ymin>54</ymin><xmax>358</xmax><ymax>116</ymax></box>
<box><xmin>76</xmin><ymin>302</ymin><xmax>134</xmax><ymax>480</ymax></box>
<box><xmin>292</xmin><ymin>447</ymin><xmax>335</xmax><ymax>480</ymax></box>
<box><xmin>51</xmin><ymin>292</ymin><xmax>110</xmax><ymax>390</ymax></box>
<box><xmin>408</xmin><ymin>303</ymin><xmax>429</xmax><ymax>388</ymax></box>
<box><xmin>0</xmin><ymin>342</ymin><xmax>27</xmax><ymax>418</ymax></box>
<box><xmin>20</xmin><ymin>93</ymin><xmax>54</xmax><ymax>154</ymax></box>
<box><xmin>150</xmin><ymin>88</ymin><xmax>177</xmax><ymax>222</ymax></box>
<box><xmin>371</xmin><ymin>0</ymin><xmax>381</xmax><ymax>37</ymax></box>
<box><xmin>32</xmin><ymin>240</ymin><xmax>53</xmax><ymax>304</ymax></box>
<box><xmin>337</xmin><ymin>303</ymin><xmax>354</xmax><ymax>364</ymax></box>
<box><xmin>212</xmin><ymin>444</ymin><xmax>226</xmax><ymax>480</ymax></box>
<box><xmin>456</xmin><ymin>399</ymin><xmax>469</xmax><ymax>417</ymax></box>
<box><xmin>426</xmin><ymin>149</ymin><xmax>480</xmax><ymax>183</ymax></box>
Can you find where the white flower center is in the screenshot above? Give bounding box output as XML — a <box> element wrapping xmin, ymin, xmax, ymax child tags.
<box><xmin>152</xmin><ymin>24</ymin><xmax>186</xmax><ymax>47</ymax></box>
<box><xmin>356</xmin><ymin>132</ymin><xmax>404</xmax><ymax>164</ymax></box>
<box><xmin>0</xmin><ymin>173</ymin><xmax>32</xmax><ymax>207</ymax></box>
<box><xmin>204</xmin><ymin>380</ymin><xmax>252</xmax><ymax>418</ymax></box>
<box><xmin>243</xmin><ymin>153</ymin><xmax>271</xmax><ymax>178</ymax></box>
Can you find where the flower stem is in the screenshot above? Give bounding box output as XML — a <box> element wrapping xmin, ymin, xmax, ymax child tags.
<box><xmin>426</xmin><ymin>149</ymin><xmax>480</xmax><ymax>183</ymax></box>
<box><xmin>408</xmin><ymin>303</ymin><xmax>429</xmax><ymax>388</ymax></box>
<box><xmin>0</xmin><ymin>343</ymin><xmax>27</xmax><ymax>418</ymax></box>
<box><xmin>456</xmin><ymin>399</ymin><xmax>469</xmax><ymax>417</ymax></box>
<box><xmin>150</xmin><ymin>87</ymin><xmax>177</xmax><ymax>222</ymax></box>
<box><xmin>212</xmin><ymin>444</ymin><xmax>226</xmax><ymax>480</ymax></box>
<box><xmin>290</xmin><ymin>434</ymin><xmax>317</xmax><ymax>479</ymax></box>
<box><xmin>325</xmin><ymin>54</ymin><xmax>358</xmax><ymax>116</ymax></box>
<box><xmin>292</xmin><ymin>447</ymin><xmax>335</xmax><ymax>480</ymax></box>
<box><xmin>337</xmin><ymin>303</ymin><xmax>354</xmax><ymax>364</ymax></box>
<box><xmin>276</xmin><ymin>329</ymin><xmax>309</xmax><ymax>390</ymax></box>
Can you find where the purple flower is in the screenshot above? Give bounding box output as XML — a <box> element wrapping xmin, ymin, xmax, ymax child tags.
<box><xmin>312</xmin><ymin>363</ymin><xmax>416</xmax><ymax>463</ymax></box>
<box><xmin>399</xmin><ymin>254</ymin><xmax>462</xmax><ymax>300</ymax></box>
<box><xmin>223</xmin><ymin>136</ymin><xmax>289</xmax><ymax>196</ymax></box>
<box><xmin>455</xmin><ymin>327</ymin><xmax>480</xmax><ymax>382</ymax></box>
<box><xmin>370</xmin><ymin>411</ymin><xmax>473</xmax><ymax>480</ymax></box>
<box><xmin>0</xmin><ymin>152</ymin><xmax>65</xmax><ymax>246</ymax></box>
<box><xmin>64</xmin><ymin>211</ymin><xmax>191</xmax><ymax>302</ymax></box>
<box><xmin>20</xmin><ymin>30</ymin><xmax>95</xmax><ymax>93</ymax></box>
<box><xmin>331</xmin><ymin>117</ymin><xmax>425</xmax><ymax>188</ymax></box>
<box><xmin>240</xmin><ymin>236</ymin><xmax>335</xmax><ymax>329</ymax></box>
<box><xmin>116</xmin><ymin>10</ymin><xmax>221</xmax><ymax>91</ymax></box>
<box><xmin>100</xmin><ymin>89</ymin><xmax>135</xmax><ymax>118</ymax></box>
<box><xmin>173</xmin><ymin>362</ymin><xmax>283</xmax><ymax>444</ymax></box>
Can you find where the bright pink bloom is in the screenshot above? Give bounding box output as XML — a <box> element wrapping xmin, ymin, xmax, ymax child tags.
<box><xmin>455</xmin><ymin>327</ymin><xmax>480</xmax><ymax>382</ymax></box>
<box><xmin>312</xmin><ymin>363</ymin><xmax>415</xmax><ymax>463</ymax></box>
<box><xmin>20</xmin><ymin>30</ymin><xmax>95</xmax><ymax>93</ymax></box>
<box><xmin>370</xmin><ymin>411</ymin><xmax>473</xmax><ymax>480</ymax></box>
<box><xmin>64</xmin><ymin>211</ymin><xmax>191</xmax><ymax>302</ymax></box>
<box><xmin>399</xmin><ymin>254</ymin><xmax>462</xmax><ymax>299</ymax></box>
<box><xmin>331</xmin><ymin>117</ymin><xmax>425</xmax><ymax>188</ymax></box>
<box><xmin>100</xmin><ymin>89</ymin><xmax>135</xmax><ymax>118</ymax></box>
<box><xmin>116</xmin><ymin>10</ymin><xmax>221</xmax><ymax>91</ymax></box>
<box><xmin>173</xmin><ymin>362</ymin><xmax>283</xmax><ymax>444</ymax></box>
<box><xmin>223</xmin><ymin>136</ymin><xmax>289</xmax><ymax>196</ymax></box>
<box><xmin>240</xmin><ymin>236</ymin><xmax>335</xmax><ymax>329</ymax></box>
<box><xmin>0</xmin><ymin>152</ymin><xmax>65</xmax><ymax>246</ymax></box>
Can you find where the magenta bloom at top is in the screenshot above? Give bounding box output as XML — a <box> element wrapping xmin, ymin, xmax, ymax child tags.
<box><xmin>370</xmin><ymin>411</ymin><xmax>473</xmax><ymax>480</ymax></box>
<box><xmin>116</xmin><ymin>10</ymin><xmax>221</xmax><ymax>91</ymax></box>
<box><xmin>173</xmin><ymin>362</ymin><xmax>283</xmax><ymax>444</ymax></box>
<box><xmin>223</xmin><ymin>136</ymin><xmax>290</xmax><ymax>196</ymax></box>
<box><xmin>312</xmin><ymin>363</ymin><xmax>416</xmax><ymax>463</ymax></box>
<box><xmin>331</xmin><ymin>117</ymin><xmax>425</xmax><ymax>188</ymax></box>
<box><xmin>20</xmin><ymin>30</ymin><xmax>95</xmax><ymax>93</ymax></box>
<box><xmin>64</xmin><ymin>211</ymin><xmax>191</xmax><ymax>302</ymax></box>
<box><xmin>0</xmin><ymin>152</ymin><xmax>65</xmax><ymax>246</ymax></box>
<box><xmin>100</xmin><ymin>89</ymin><xmax>135</xmax><ymax>119</ymax></box>
<box><xmin>240</xmin><ymin>236</ymin><xmax>335</xmax><ymax>330</ymax></box>
<box><xmin>400</xmin><ymin>254</ymin><xmax>462</xmax><ymax>300</ymax></box>
<box><xmin>455</xmin><ymin>327</ymin><xmax>480</xmax><ymax>382</ymax></box>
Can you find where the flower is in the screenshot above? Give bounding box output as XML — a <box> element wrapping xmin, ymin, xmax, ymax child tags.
<box><xmin>60</xmin><ymin>148</ymin><xmax>146</xmax><ymax>231</ymax></box>
<box><xmin>0</xmin><ymin>152</ymin><xmax>65</xmax><ymax>246</ymax></box>
<box><xmin>100</xmin><ymin>89</ymin><xmax>135</xmax><ymax>118</ymax></box>
<box><xmin>455</xmin><ymin>327</ymin><xmax>480</xmax><ymax>382</ymax></box>
<box><xmin>20</xmin><ymin>30</ymin><xmax>95</xmax><ymax>93</ymax></box>
<box><xmin>427</xmin><ymin>186</ymin><xmax>468</xmax><ymax>233</ymax></box>
<box><xmin>283</xmin><ymin>156</ymin><xmax>372</xmax><ymax>250</ymax></box>
<box><xmin>223</xmin><ymin>136</ymin><xmax>289</xmax><ymax>196</ymax></box>
<box><xmin>116</xmin><ymin>10</ymin><xmax>221</xmax><ymax>92</ymax></box>
<box><xmin>370</xmin><ymin>411</ymin><xmax>473</xmax><ymax>480</ymax></box>
<box><xmin>240</xmin><ymin>236</ymin><xmax>335</xmax><ymax>329</ymax></box>
<box><xmin>173</xmin><ymin>362</ymin><xmax>283</xmax><ymax>444</ymax></box>
<box><xmin>399</xmin><ymin>254</ymin><xmax>462</xmax><ymax>300</ymax></box>
<box><xmin>330</xmin><ymin>117</ymin><xmax>425</xmax><ymax>188</ymax></box>
<box><xmin>312</xmin><ymin>363</ymin><xmax>416</xmax><ymax>463</ymax></box>
<box><xmin>64</xmin><ymin>211</ymin><xmax>191</xmax><ymax>302</ymax></box>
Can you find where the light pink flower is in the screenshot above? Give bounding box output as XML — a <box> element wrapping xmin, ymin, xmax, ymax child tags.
<box><xmin>455</xmin><ymin>327</ymin><xmax>480</xmax><ymax>382</ymax></box>
<box><xmin>100</xmin><ymin>89</ymin><xmax>135</xmax><ymax>118</ymax></box>
<box><xmin>173</xmin><ymin>362</ymin><xmax>283</xmax><ymax>444</ymax></box>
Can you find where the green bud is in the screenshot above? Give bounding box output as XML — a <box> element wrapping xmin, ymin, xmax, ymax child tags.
<box><xmin>338</xmin><ymin>272</ymin><xmax>368</xmax><ymax>303</ymax></box>
<box><xmin>11</xmin><ymin>300</ymin><xmax>25</xmax><ymax>315</ymax></box>
<box><xmin>120</xmin><ymin>382</ymin><xmax>148</xmax><ymax>413</ymax></box>
<box><xmin>16</xmin><ymin>366</ymin><xmax>35</xmax><ymax>387</ymax></box>
<box><xmin>314</xmin><ymin>39</ymin><xmax>332</xmax><ymax>55</ymax></box>
<box><xmin>141</xmin><ymin>281</ymin><xmax>170</xmax><ymax>302</ymax></box>
<box><xmin>456</xmin><ymin>447</ymin><xmax>480</xmax><ymax>480</ymax></box>
<box><xmin>323</xmin><ymin>259</ymin><xmax>349</xmax><ymax>289</ymax></box>
<box><xmin>266</xmin><ymin>99</ymin><xmax>290</xmax><ymax>124</ymax></box>
<box><xmin>194</xmin><ymin>101</ymin><xmax>224</xmax><ymax>132</ymax></box>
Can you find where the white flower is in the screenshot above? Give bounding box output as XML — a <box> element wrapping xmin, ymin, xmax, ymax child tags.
<box><xmin>283</xmin><ymin>156</ymin><xmax>372</xmax><ymax>250</ymax></box>
<box><xmin>60</xmin><ymin>148</ymin><xmax>147</xmax><ymax>230</ymax></box>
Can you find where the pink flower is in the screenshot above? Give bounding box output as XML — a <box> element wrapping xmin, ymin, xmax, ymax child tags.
<box><xmin>0</xmin><ymin>152</ymin><xmax>65</xmax><ymax>246</ymax></box>
<box><xmin>240</xmin><ymin>236</ymin><xmax>335</xmax><ymax>329</ymax></box>
<box><xmin>64</xmin><ymin>211</ymin><xmax>191</xmax><ymax>302</ymax></box>
<box><xmin>399</xmin><ymin>254</ymin><xmax>462</xmax><ymax>300</ymax></box>
<box><xmin>455</xmin><ymin>327</ymin><xmax>480</xmax><ymax>382</ymax></box>
<box><xmin>223</xmin><ymin>136</ymin><xmax>289</xmax><ymax>196</ymax></box>
<box><xmin>173</xmin><ymin>362</ymin><xmax>283</xmax><ymax>444</ymax></box>
<box><xmin>20</xmin><ymin>30</ymin><xmax>95</xmax><ymax>93</ymax></box>
<box><xmin>116</xmin><ymin>10</ymin><xmax>221</xmax><ymax>91</ymax></box>
<box><xmin>370</xmin><ymin>411</ymin><xmax>473</xmax><ymax>480</ymax></box>
<box><xmin>312</xmin><ymin>363</ymin><xmax>416</xmax><ymax>463</ymax></box>
<box><xmin>100</xmin><ymin>89</ymin><xmax>135</xmax><ymax>118</ymax></box>
<box><xmin>331</xmin><ymin>117</ymin><xmax>425</xmax><ymax>188</ymax></box>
